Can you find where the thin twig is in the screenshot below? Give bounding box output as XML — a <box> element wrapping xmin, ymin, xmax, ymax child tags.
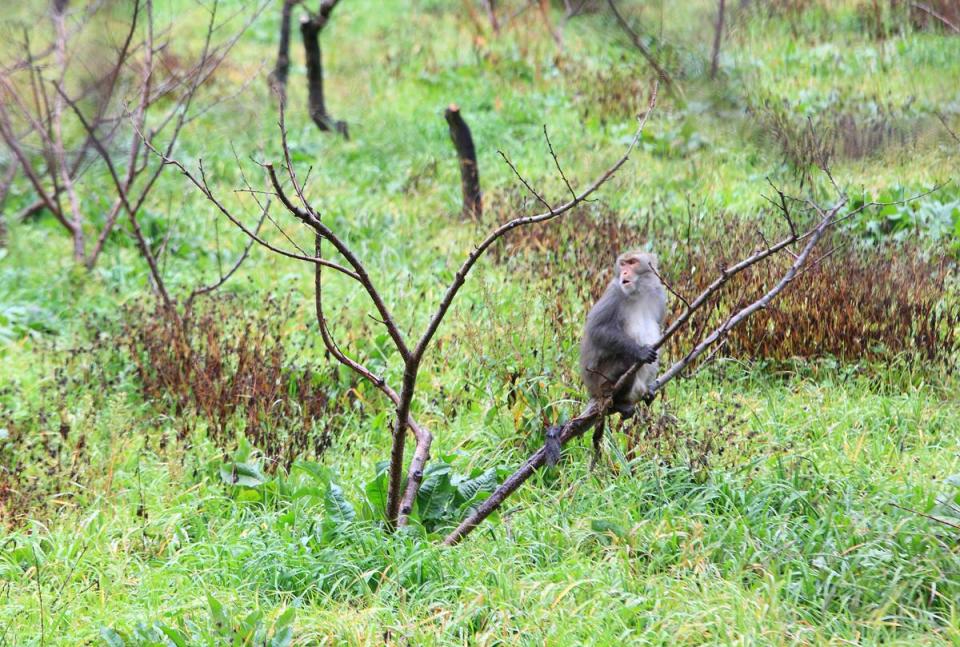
<box><xmin>543</xmin><ymin>124</ymin><xmax>577</xmax><ymax>201</ymax></box>
<box><xmin>890</xmin><ymin>502</ymin><xmax>960</xmax><ymax>531</ymax></box>
<box><xmin>498</xmin><ymin>150</ymin><xmax>554</xmax><ymax>214</ymax></box>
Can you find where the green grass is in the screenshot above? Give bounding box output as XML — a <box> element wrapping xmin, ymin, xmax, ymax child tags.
<box><xmin>2</xmin><ymin>0</ymin><xmax>960</xmax><ymax>644</ymax></box>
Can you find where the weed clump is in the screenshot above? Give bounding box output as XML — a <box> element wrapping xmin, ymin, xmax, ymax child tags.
<box><xmin>121</xmin><ymin>296</ymin><xmax>356</xmax><ymax>470</ymax></box>
<box><xmin>669</xmin><ymin>219</ymin><xmax>959</xmax><ymax>364</ymax></box>
<box><xmin>749</xmin><ymin>93</ymin><xmax>921</xmax><ymax>168</ymax></box>
<box><xmin>0</xmin><ymin>396</ymin><xmax>88</xmax><ymax>527</ymax></box>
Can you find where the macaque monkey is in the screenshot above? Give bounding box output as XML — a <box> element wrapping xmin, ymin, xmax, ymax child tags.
<box><xmin>544</xmin><ymin>250</ymin><xmax>666</xmax><ymax>467</ymax></box>
<box><xmin>579</xmin><ymin>250</ymin><xmax>666</xmax><ymax>412</ymax></box>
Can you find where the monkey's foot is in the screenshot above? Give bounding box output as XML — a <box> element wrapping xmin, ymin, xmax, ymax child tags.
<box><xmin>612</xmin><ymin>402</ymin><xmax>636</xmax><ymax>418</ymax></box>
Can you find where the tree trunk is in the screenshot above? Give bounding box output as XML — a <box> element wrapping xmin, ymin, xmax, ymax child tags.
<box><xmin>0</xmin><ymin>162</ymin><xmax>17</xmax><ymax>248</ymax></box>
<box><xmin>710</xmin><ymin>0</ymin><xmax>726</xmax><ymax>79</ymax></box>
<box><xmin>300</xmin><ymin>14</ymin><xmax>348</xmax><ymax>138</ymax></box>
<box><xmin>444</xmin><ymin>104</ymin><xmax>482</xmax><ymax>220</ymax></box>
<box><xmin>268</xmin><ymin>0</ymin><xmax>299</xmax><ymax>104</ymax></box>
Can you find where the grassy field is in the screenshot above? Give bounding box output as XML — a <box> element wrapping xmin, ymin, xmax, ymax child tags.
<box><xmin>2</xmin><ymin>0</ymin><xmax>960</xmax><ymax>644</ymax></box>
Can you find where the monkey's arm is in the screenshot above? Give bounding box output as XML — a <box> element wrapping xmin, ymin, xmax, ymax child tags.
<box><xmin>588</xmin><ymin>322</ymin><xmax>657</xmax><ymax>365</ymax></box>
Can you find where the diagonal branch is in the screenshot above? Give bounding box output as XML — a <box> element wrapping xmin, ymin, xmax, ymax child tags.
<box><xmin>265</xmin><ymin>163</ymin><xmax>412</xmax><ymax>362</ymax></box>
<box><xmin>184</xmin><ymin>200</ymin><xmax>270</xmax><ymax>312</ymax></box>
<box><xmin>607</xmin><ymin>0</ymin><xmax>677</xmax><ymax>94</ymax></box>
<box><xmin>138</xmin><ymin>134</ymin><xmax>358</xmax><ymax>278</ymax></box>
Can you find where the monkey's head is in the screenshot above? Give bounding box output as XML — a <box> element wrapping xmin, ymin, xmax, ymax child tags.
<box><xmin>615</xmin><ymin>250</ymin><xmax>658</xmax><ymax>297</ymax></box>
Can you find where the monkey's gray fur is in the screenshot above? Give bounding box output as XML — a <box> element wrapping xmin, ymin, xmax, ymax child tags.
<box><xmin>544</xmin><ymin>251</ymin><xmax>666</xmax><ymax>468</ymax></box>
<box><xmin>579</xmin><ymin>250</ymin><xmax>666</xmax><ymax>413</ymax></box>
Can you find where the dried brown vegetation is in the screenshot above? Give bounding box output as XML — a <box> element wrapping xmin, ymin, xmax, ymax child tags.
<box><xmin>492</xmin><ymin>193</ymin><xmax>958</xmax><ymax>365</ymax></box>
<box><xmin>490</xmin><ymin>188</ymin><xmax>651</xmax><ymax>306</ymax></box>
<box><xmin>0</xmin><ymin>390</ymin><xmax>89</xmax><ymax>528</ymax></box>
<box><xmin>564</xmin><ymin>59</ymin><xmax>652</xmax><ymax>123</ymax></box>
<box><xmin>668</xmin><ymin>218</ymin><xmax>959</xmax><ymax>364</ymax></box>
<box><xmin>121</xmin><ymin>297</ymin><xmax>356</xmax><ymax>470</ymax></box>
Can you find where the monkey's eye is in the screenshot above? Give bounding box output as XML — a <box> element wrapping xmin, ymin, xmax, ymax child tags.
<box><xmin>623</xmin><ymin>258</ymin><xmax>638</xmax><ymax>266</ymax></box>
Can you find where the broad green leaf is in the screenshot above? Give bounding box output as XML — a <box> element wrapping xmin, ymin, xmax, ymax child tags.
<box><xmin>99</xmin><ymin>628</ymin><xmax>127</xmax><ymax>647</ymax></box>
<box><xmin>157</xmin><ymin>625</ymin><xmax>189</xmax><ymax>647</ymax></box>
<box><xmin>364</xmin><ymin>472</ymin><xmax>389</xmax><ymax>519</ymax></box>
<box><xmin>324</xmin><ymin>482</ymin><xmax>356</xmax><ymax>524</ymax></box>
<box><xmin>269</xmin><ymin>608</ymin><xmax>296</xmax><ymax>647</ymax></box>
<box><xmin>418</xmin><ymin>477</ymin><xmax>454</xmax><ymax>522</ymax></box>
<box><xmin>455</xmin><ymin>468</ymin><xmax>498</xmax><ymax>503</ymax></box>
<box><xmin>207</xmin><ymin>593</ymin><xmax>228</xmax><ymax>631</ymax></box>
<box><xmin>220</xmin><ymin>461</ymin><xmax>267</xmax><ymax>488</ymax></box>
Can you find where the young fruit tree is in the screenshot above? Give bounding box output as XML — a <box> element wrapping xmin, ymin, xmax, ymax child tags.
<box><xmin>143</xmin><ymin>84</ymin><xmax>927</xmax><ymax>544</ymax></box>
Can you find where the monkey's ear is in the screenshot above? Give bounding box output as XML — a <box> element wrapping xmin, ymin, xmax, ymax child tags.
<box><xmin>646</xmin><ymin>253</ymin><xmax>659</xmax><ymax>270</ymax></box>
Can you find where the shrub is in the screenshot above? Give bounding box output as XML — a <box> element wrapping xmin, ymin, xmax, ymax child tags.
<box><xmin>121</xmin><ymin>296</ymin><xmax>357</xmax><ymax>470</ymax></box>
<box><xmin>669</xmin><ymin>220</ymin><xmax>959</xmax><ymax>363</ymax></box>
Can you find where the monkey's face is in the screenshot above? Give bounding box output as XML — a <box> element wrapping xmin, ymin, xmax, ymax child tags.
<box><xmin>616</xmin><ymin>251</ymin><xmax>657</xmax><ymax>297</ymax></box>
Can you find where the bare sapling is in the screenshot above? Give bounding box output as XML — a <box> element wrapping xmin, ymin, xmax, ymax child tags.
<box><xmin>0</xmin><ymin>0</ymin><xmax>266</xmax><ymax>309</ymax></box>
<box><xmin>145</xmin><ymin>82</ymin><xmax>659</xmax><ymax>529</ymax></box>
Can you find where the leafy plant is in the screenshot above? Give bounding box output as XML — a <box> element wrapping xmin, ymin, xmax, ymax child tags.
<box><xmin>99</xmin><ymin>597</ymin><xmax>294</xmax><ymax>647</ymax></box>
<box><xmin>846</xmin><ymin>187</ymin><xmax>960</xmax><ymax>255</ymax></box>
<box><xmin>363</xmin><ymin>453</ymin><xmax>504</xmax><ymax>534</ymax></box>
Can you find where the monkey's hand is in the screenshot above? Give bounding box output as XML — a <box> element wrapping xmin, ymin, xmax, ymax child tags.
<box><xmin>630</xmin><ymin>344</ymin><xmax>658</xmax><ymax>366</ymax></box>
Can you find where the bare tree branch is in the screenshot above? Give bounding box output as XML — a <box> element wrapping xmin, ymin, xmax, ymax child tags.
<box><xmin>543</xmin><ymin>124</ymin><xmax>576</xmax><ymax>202</ymax></box>
<box><xmin>607</xmin><ymin>0</ymin><xmax>677</xmax><ymax>94</ymax></box>
<box><xmin>184</xmin><ymin>201</ymin><xmax>270</xmax><ymax>312</ymax></box>
<box><xmin>910</xmin><ymin>2</ymin><xmax>960</xmax><ymax>33</ymax></box>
